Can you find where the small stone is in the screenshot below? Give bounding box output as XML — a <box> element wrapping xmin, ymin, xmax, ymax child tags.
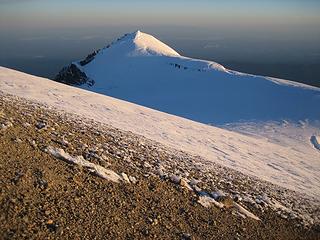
<box><xmin>182</xmin><ymin>233</ymin><xmax>192</xmax><ymax>240</ymax></box>
<box><xmin>121</xmin><ymin>173</ymin><xmax>130</xmax><ymax>183</ymax></box>
<box><xmin>12</xmin><ymin>172</ymin><xmax>24</xmax><ymax>184</ymax></box>
<box><xmin>242</xmin><ymin>196</ymin><xmax>256</xmax><ymax>205</ymax></box>
<box><xmin>211</xmin><ymin>190</ymin><xmax>226</xmax><ymax>200</ymax></box>
<box><xmin>60</xmin><ymin>138</ymin><xmax>69</xmax><ymax>146</ymax></box>
<box><xmin>30</xmin><ymin>140</ymin><xmax>37</xmax><ymax>148</ymax></box>
<box><xmin>180</xmin><ymin>178</ymin><xmax>193</xmax><ymax>191</ymax></box>
<box><xmin>233</xmin><ymin>194</ymin><xmax>242</xmax><ymax>202</ymax></box>
<box><xmin>0</xmin><ymin>121</ymin><xmax>13</xmax><ymax>130</ymax></box>
<box><xmin>218</xmin><ymin>196</ymin><xmax>234</xmax><ymax>209</ymax></box>
<box><xmin>123</xmin><ymin>155</ymin><xmax>131</xmax><ymax>162</ymax></box>
<box><xmin>5</xmin><ymin>121</ymin><xmax>13</xmax><ymax>127</ymax></box>
<box><xmin>144</xmin><ymin>162</ymin><xmax>151</xmax><ymax>168</ymax></box>
<box><xmin>46</xmin><ymin>220</ymin><xmax>58</xmax><ymax>232</ymax></box>
<box><xmin>193</xmin><ymin>185</ymin><xmax>202</xmax><ymax>193</ymax></box>
<box><xmin>15</xmin><ymin>138</ymin><xmax>23</xmax><ymax>143</ymax></box>
<box><xmin>141</xmin><ymin>228</ymin><xmax>149</xmax><ymax>236</ymax></box>
<box><xmin>23</xmin><ymin>122</ymin><xmax>31</xmax><ymax>128</ymax></box>
<box><xmin>189</xmin><ymin>178</ymin><xmax>200</xmax><ymax>186</ymax></box>
<box><xmin>129</xmin><ymin>176</ymin><xmax>137</xmax><ymax>184</ymax></box>
<box><xmin>47</xmin><ymin>219</ymin><xmax>54</xmax><ymax>225</ymax></box>
<box><xmin>36</xmin><ymin>122</ymin><xmax>46</xmax><ymax>129</ymax></box>
<box><xmin>147</xmin><ymin>217</ymin><xmax>153</xmax><ymax>224</ymax></box>
<box><xmin>157</xmin><ymin>168</ymin><xmax>165</xmax><ymax>177</ymax></box>
<box><xmin>170</xmin><ymin>175</ymin><xmax>181</xmax><ymax>184</ymax></box>
<box><xmin>198</xmin><ymin>195</ymin><xmax>224</xmax><ymax>208</ymax></box>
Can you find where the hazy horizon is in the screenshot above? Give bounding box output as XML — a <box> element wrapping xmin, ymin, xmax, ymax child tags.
<box><xmin>1</xmin><ymin>0</ymin><xmax>320</xmax><ymax>86</ymax></box>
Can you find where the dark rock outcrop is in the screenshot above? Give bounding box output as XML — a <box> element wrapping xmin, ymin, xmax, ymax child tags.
<box><xmin>79</xmin><ymin>50</ymin><xmax>100</xmax><ymax>66</ymax></box>
<box><xmin>54</xmin><ymin>33</ymin><xmax>132</xmax><ymax>87</ymax></box>
<box><xmin>54</xmin><ymin>64</ymin><xmax>94</xmax><ymax>87</ymax></box>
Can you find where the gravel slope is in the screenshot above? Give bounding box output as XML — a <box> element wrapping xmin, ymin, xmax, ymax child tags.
<box><xmin>0</xmin><ymin>93</ymin><xmax>319</xmax><ymax>239</ymax></box>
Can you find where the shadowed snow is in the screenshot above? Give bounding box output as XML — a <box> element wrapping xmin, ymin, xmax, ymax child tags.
<box><xmin>66</xmin><ymin>31</ymin><xmax>320</xmax><ymax>125</ymax></box>
<box><xmin>1</xmin><ymin>66</ymin><xmax>319</xmax><ymax>199</ymax></box>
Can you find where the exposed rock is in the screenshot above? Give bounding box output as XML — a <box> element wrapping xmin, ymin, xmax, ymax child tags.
<box><xmin>192</xmin><ymin>185</ymin><xmax>202</xmax><ymax>193</ymax></box>
<box><xmin>55</xmin><ymin>64</ymin><xmax>94</xmax><ymax>87</ymax></box>
<box><xmin>129</xmin><ymin>176</ymin><xmax>137</xmax><ymax>184</ymax></box>
<box><xmin>218</xmin><ymin>196</ymin><xmax>234</xmax><ymax>209</ymax></box>
<box><xmin>310</xmin><ymin>135</ymin><xmax>320</xmax><ymax>151</ymax></box>
<box><xmin>189</xmin><ymin>178</ymin><xmax>200</xmax><ymax>186</ymax></box>
<box><xmin>234</xmin><ymin>203</ymin><xmax>260</xmax><ymax>221</ymax></box>
<box><xmin>232</xmin><ymin>194</ymin><xmax>243</xmax><ymax>202</ymax></box>
<box><xmin>23</xmin><ymin>122</ymin><xmax>31</xmax><ymax>128</ymax></box>
<box><xmin>170</xmin><ymin>175</ymin><xmax>181</xmax><ymax>184</ymax></box>
<box><xmin>182</xmin><ymin>233</ymin><xmax>192</xmax><ymax>240</ymax></box>
<box><xmin>0</xmin><ymin>121</ymin><xmax>13</xmax><ymax>130</ymax></box>
<box><xmin>143</xmin><ymin>161</ymin><xmax>151</xmax><ymax>168</ymax></box>
<box><xmin>14</xmin><ymin>138</ymin><xmax>23</xmax><ymax>143</ymax></box>
<box><xmin>36</xmin><ymin>122</ymin><xmax>46</xmax><ymax>129</ymax></box>
<box><xmin>1</xmin><ymin>93</ymin><xmax>319</xmax><ymax>239</ymax></box>
<box><xmin>121</xmin><ymin>173</ymin><xmax>130</xmax><ymax>183</ymax></box>
<box><xmin>198</xmin><ymin>195</ymin><xmax>224</xmax><ymax>209</ymax></box>
<box><xmin>180</xmin><ymin>178</ymin><xmax>193</xmax><ymax>191</ymax></box>
<box><xmin>30</xmin><ymin>140</ymin><xmax>37</xmax><ymax>148</ymax></box>
<box><xmin>59</xmin><ymin>138</ymin><xmax>69</xmax><ymax>147</ymax></box>
<box><xmin>46</xmin><ymin>219</ymin><xmax>58</xmax><ymax>232</ymax></box>
<box><xmin>46</xmin><ymin>146</ymin><xmax>123</xmax><ymax>183</ymax></box>
<box><xmin>211</xmin><ymin>190</ymin><xmax>226</xmax><ymax>200</ymax></box>
<box><xmin>79</xmin><ymin>50</ymin><xmax>100</xmax><ymax>66</ymax></box>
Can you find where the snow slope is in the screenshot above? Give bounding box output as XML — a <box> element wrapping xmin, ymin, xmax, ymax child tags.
<box><xmin>1</xmin><ymin>66</ymin><xmax>320</xmax><ymax>199</ymax></box>
<box><xmin>56</xmin><ymin>31</ymin><xmax>320</xmax><ymax>125</ymax></box>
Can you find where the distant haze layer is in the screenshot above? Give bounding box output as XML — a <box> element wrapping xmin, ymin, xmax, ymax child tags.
<box><xmin>0</xmin><ymin>0</ymin><xmax>319</xmax><ymax>86</ymax></box>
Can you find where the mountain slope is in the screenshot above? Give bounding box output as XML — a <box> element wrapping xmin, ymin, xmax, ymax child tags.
<box><xmin>2</xmin><ymin>93</ymin><xmax>319</xmax><ymax>239</ymax></box>
<box><xmin>1</xmin><ymin>66</ymin><xmax>320</xmax><ymax>199</ymax></box>
<box><xmin>55</xmin><ymin>31</ymin><xmax>320</xmax><ymax>125</ymax></box>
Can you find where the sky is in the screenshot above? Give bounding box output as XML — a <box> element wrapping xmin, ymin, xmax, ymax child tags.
<box><xmin>1</xmin><ymin>0</ymin><xmax>320</xmax><ymax>31</ymax></box>
<box><xmin>0</xmin><ymin>0</ymin><xmax>320</xmax><ymax>84</ymax></box>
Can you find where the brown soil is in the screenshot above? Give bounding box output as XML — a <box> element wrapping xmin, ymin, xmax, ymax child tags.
<box><xmin>0</xmin><ymin>94</ymin><xmax>319</xmax><ymax>240</ymax></box>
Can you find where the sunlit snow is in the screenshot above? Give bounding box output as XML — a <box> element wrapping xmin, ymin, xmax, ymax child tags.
<box><xmin>71</xmin><ymin>31</ymin><xmax>320</xmax><ymax>125</ymax></box>
<box><xmin>1</xmin><ymin>66</ymin><xmax>319</xmax><ymax>198</ymax></box>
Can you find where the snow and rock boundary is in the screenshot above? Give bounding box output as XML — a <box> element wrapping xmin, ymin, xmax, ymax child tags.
<box><xmin>1</xmin><ymin>91</ymin><xmax>319</xmax><ymax>228</ymax></box>
<box><xmin>1</xmin><ymin>66</ymin><xmax>319</xmax><ymax>200</ymax></box>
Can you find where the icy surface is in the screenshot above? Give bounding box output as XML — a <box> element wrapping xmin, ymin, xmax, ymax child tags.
<box><xmin>122</xmin><ymin>30</ymin><xmax>180</xmax><ymax>57</ymax></box>
<box><xmin>72</xmin><ymin>31</ymin><xmax>320</xmax><ymax>125</ymax></box>
<box><xmin>198</xmin><ymin>195</ymin><xmax>224</xmax><ymax>209</ymax></box>
<box><xmin>1</xmin><ymin>66</ymin><xmax>319</xmax><ymax>199</ymax></box>
<box><xmin>234</xmin><ymin>203</ymin><xmax>260</xmax><ymax>221</ymax></box>
<box><xmin>46</xmin><ymin>146</ymin><xmax>123</xmax><ymax>183</ymax></box>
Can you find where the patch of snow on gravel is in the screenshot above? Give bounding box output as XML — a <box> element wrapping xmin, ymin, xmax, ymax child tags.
<box><xmin>46</xmin><ymin>146</ymin><xmax>124</xmax><ymax>183</ymax></box>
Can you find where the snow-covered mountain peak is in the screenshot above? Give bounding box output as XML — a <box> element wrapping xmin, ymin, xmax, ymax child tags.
<box><xmin>107</xmin><ymin>30</ymin><xmax>180</xmax><ymax>57</ymax></box>
<box><xmin>55</xmin><ymin>31</ymin><xmax>319</xmax><ymax>125</ymax></box>
<box><xmin>131</xmin><ymin>31</ymin><xmax>180</xmax><ymax>57</ymax></box>
<box><xmin>125</xmin><ymin>30</ymin><xmax>142</xmax><ymax>40</ymax></box>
